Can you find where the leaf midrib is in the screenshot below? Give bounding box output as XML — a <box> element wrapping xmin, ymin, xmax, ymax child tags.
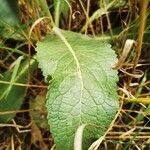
<box><xmin>53</xmin><ymin>27</ymin><xmax>84</xmax><ymax>125</ymax></box>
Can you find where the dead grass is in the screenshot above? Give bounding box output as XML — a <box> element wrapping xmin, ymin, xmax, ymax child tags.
<box><xmin>0</xmin><ymin>0</ymin><xmax>150</xmax><ymax>150</ymax></box>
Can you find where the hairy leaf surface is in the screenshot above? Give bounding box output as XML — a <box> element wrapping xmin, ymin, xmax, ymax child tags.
<box><xmin>36</xmin><ymin>29</ymin><xmax>119</xmax><ymax>149</ymax></box>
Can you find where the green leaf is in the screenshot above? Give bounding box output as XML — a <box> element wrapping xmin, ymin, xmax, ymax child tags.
<box><xmin>0</xmin><ymin>0</ymin><xmax>20</xmax><ymax>26</ymax></box>
<box><xmin>0</xmin><ymin>0</ymin><xmax>22</xmax><ymax>39</ymax></box>
<box><xmin>54</xmin><ymin>0</ymin><xmax>70</xmax><ymax>26</ymax></box>
<box><xmin>36</xmin><ymin>28</ymin><xmax>119</xmax><ymax>149</ymax></box>
<box><xmin>99</xmin><ymin>0</ymin><xmax>127</xmax><ymax>9</ymax></box>
<box><xmin>30</xmin><ymin>95</ymin><xmax>49</xmax><ymax>130</ymax></box>
<box><xmin>0</xmin><ymin>57</ymin><xmax>37</xmax><ymax>123</ymax></box>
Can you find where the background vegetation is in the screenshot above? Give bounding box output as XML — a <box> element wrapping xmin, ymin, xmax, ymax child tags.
<box><xmin>0</xmin><ymin>0</ymin><xmax>150</xmax><ymax>149</ymax></box>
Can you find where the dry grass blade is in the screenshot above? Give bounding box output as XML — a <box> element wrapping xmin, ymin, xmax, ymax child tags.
<box><xmin>114</xmin><ymin>39</ymin><xmax>136</xmax><ymax>69</ymax></box>
<box><xmin>74</xmin><ymin>124</ymin><xmax>87</xmax><ymax>150</ymax></box>
<box><xmin>133</xmin><ymin>0</ymin><xmax>149</xmax><ymax>70</ymax></box>
<box><xmin>0</xmin><ymin>0</ymin><xmax>150</xmax><ymax>149</ymax></box>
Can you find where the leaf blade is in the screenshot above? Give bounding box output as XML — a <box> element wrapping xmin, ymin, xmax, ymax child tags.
<box><xmin>36</xmin><ymin>29</ymin><xmax>119</xmax><ymax>149</ymax></box>
<box><xmin>0</xmin><ymin>0</ymin><xmax>20</xmax><ymax>26</ymax></box>
<box><xmin>0</xmin><ymin>58</ymin><xmax>37</xmax><ymax>123</ymax></box>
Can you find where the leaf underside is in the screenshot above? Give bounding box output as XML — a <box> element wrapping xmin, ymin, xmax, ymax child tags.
<box><xmin>36</xmin><ymin>29</ymin><xmax>119</xmax><ymax>150</ymax></box>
